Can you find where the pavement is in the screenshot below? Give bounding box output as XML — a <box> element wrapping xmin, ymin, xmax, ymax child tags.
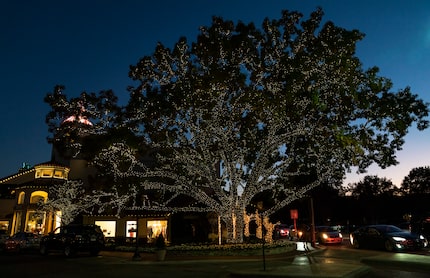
<box><xmin>99</xmin><ymin>242</ymin><xmax>430</xmax><ymax>278</ymax></box>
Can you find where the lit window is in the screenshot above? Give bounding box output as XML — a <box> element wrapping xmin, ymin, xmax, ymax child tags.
<box><xmin>126</xmin><ymin>221</ymin><xmax>137</xmax><ymax>238</ymax></box>
<box><xmin>18</xmin><ymin>192</ymin><xmax>25</xmax><ymax>204</ymax></box>
<box><xmin>54</xmin><ymin>170</ymin><xmax>63</xmax><ymax>178</ymax></box>
<box><xmin>147</xmin><ymin>220</ymin><xmax>167</xmax><ymax>240</ymax></box>
<box><xmin>25</xmin><ymin>211</ymin><xmax>45</xmax><ymax>233</ymax></box>
<box><xmin>30</xmin><ymin>191</ymin><xmax>48</xmax><ymax>204</ymax></box>
<box><xmin>95</xmin><ymin>221</ymin><xmax>116</xmax><ymax>237</ymax></box>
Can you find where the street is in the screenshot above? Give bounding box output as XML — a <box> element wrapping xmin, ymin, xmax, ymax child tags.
<box><xmin>1</xmin><ymin>241</ymin><xmax>430</xmax><ymax>278</ymax></box>
<box><xmin>313</xmin><ymin>239</ymin><xmax>430</xmax><ymax>277</ymax></box>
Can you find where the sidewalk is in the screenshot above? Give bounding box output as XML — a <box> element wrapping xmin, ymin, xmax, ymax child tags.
<box><xmin>100</xmin><ymin>243</ymin><xmax>373</xmax><ymax>278</ymax></box>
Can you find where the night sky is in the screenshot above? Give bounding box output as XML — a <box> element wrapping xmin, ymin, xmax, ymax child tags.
<box><xmin>1</xmin><ymin>0</ymin><xmax>430</xmax><ymax>187</ymax></box>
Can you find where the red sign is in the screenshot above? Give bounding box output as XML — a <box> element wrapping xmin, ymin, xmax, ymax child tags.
<box><xmin>290</xmin><ymin>209</ymin><xmax>298</xmax><ymax>219</ymax></box>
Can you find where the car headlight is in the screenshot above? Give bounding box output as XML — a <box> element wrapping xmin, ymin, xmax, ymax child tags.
<box><xmin>420</xmin><ymin>235</ymin><xmax>426</xmax><ymax>240</ymax></box>
<box><xmin>392</xmin><ymin>236</ymin><xmax>406</xmax><ymax>242</ymax></box>
<box><xmin>322</xmin><ymin>233</ymin><xmax>328</xmax><ymax>239</ymax></box>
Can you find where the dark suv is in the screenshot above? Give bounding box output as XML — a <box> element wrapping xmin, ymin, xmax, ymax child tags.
<box><xmin>40</xmin><ymin>224</ymin><xmax>105</xmax><ymax>257</ymax></box>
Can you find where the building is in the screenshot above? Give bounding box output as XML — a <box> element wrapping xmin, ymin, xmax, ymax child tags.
<box><xmin>0</xmin><ymin>160</ymin><xmax>173</xmax><ymax>245</ymax></box>
<box><xmin>0</xmin><ymin>109</ymin><xmax>220</xmax><ymax>244</ymax></box>
<box><xmin>0</xmin><ymin>106</ymin><xmax>173</xmax><ymax>244</ymax></box>
<box><xmin>0</xmin><ymin>163</ymin><xmax>69</xmax><ymax>235</ymax></box>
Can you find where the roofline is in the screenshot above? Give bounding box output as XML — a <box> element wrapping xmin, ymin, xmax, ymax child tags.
<box><xmin>0</xmin><ymin>168</ymin><xmax>35</xmax><ymax>184</ymax></box>
<box><xmin>0</xmin><ymin>162</ymin><xmax>70</xmax><ymax>184</ymax></box>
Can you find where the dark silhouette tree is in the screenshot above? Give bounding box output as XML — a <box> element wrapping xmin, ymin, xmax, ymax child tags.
<box><xmin>401</xmin><ymin>166</ymin><xmax>430</xmax><ymax>195</ymax></box>
<box><xmin>346</xmin><ymin>175</ymin><xmax>402</xmax><ymax>224</ymax></box>
<box><xmin>347</xmin><ymin>175</ymin><xmax>397</xmax><ymax>198</ymax></box>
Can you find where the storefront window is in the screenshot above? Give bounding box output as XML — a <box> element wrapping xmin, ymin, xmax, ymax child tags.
<box><xmin>147</xmin><ymin>220</ymin><xmax>167</xmax><ymax>241</ymax></box>
<box><xmin>95</xmin><ymin>221</ymin><xmax>116</xmax><ymax>238</ymax></box>
<box><xmin>126</xmin><ymin>221</ymin><xmax>137</xmax><ymax>238</ymax></box>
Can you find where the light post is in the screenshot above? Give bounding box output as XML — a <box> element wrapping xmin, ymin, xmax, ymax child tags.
<box><xmin>309</xmin><ymin>197</ymin><xmax>316</xmax><ymax>248</ymax></box>
<box><xmin>132</xmin><ymin>215</ymin><xmax>142</xmax><ymax>261</ymax></box>
<box><xmin>257</xmin><ymin>201</ymin><xmax>266</xmax><ymax>271</ymax></box>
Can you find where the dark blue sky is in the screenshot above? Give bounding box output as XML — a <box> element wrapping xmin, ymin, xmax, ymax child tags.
<box><xmin>1</xmin><ymin>0</ymin><xmax>430</xmax><ymax>186</ymax></box>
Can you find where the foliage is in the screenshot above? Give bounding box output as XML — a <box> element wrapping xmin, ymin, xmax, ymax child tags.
<box><xmin>345</xmin><ymin>175</ymin><xmax>397</xmax><ymax>198</ymax></box>
<box><xmin>401</xmin><ymin>166</ymin><xmax>430</xmax><ymax>195</ymax></box>
<box><xmin>124</xmin><ymin>8</ymin><xmax>428</xmax><ymax>242</ymax></box>
<box><xmin>37</xmin><ymin>180</ymin><xmax>97</xmax><ymax>225</ymax></box>
<box><xmin>44</xmin><ymin>8</ymin><xmax>429</xmax><ymax>243</ymax></box>
<box><xmin>44</xmin><ymin>85</ymin><xmax>122</xmax><ymax>160</ymax></box>
<box><xmin>90</xmin><ymin>143</ymin><xmax>148</xmax><ymax>218</ymax></box>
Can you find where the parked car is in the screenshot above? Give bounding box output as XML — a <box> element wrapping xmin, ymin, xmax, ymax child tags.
<box><xmin>289</xmin><ymin>224</ymin><xmax>311</xmax><ymax>241</ymax></box>
<box><xmin>273</xmin><ymin>224</ymin><xmax>290</xmax><ymax>240</ymax></box>
<box><xmin>4</xmin><ymin>232</ymin><xmax>41</xmax><ymax>252</ymax></box>
<box><xmin>40</xmin><ymin>224</ymin><xmax>105</xmax><ymax>257</ymax></box>
<box><xmin>315</xmin><ymin>226</ymin><xmax>343</xmax><ymax>245</ymax></box>
<box><xmin>411</xmin><ymin>217</ymin><xmax>430</xmax><ymax>241</ymax></box>
<box><xmin>350</xmin><ymin>224</ymin><xmax>428</xmax><ymax>252</ymax></box>
<box><xmin>396</xmin><ymin>222</ymin><xmax>412</xmax><ymax>232</ymax></box>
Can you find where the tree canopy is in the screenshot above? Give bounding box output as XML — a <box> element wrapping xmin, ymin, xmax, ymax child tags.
<box><xmin>346</xmin><ymin>175</ymin><xmax>397</xmax><ymax>198</ymax></box>
<box><xmin>401</xmin><ymin>166</ymin><xmax>430</xmax><ymax>195</ymax></box>
<box><xmin>45</xmin><ymin>8</ymin><xmax>429</xmax><ymax>243</ymax></box>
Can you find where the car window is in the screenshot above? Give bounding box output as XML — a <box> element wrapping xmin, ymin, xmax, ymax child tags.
<box><xmin>367</xmin><ymin>227</ymin><xmax>380</xmax><ymax>236</ymax></box>
<box><xmin>317</xmin><ymin>226</ymin><xmax>336</xmax><ymax>232</ymax></box>
<box><xmin>386</xmin><ymin>226</ymin><xmax>402</xmax><ymax>233</ymax></box>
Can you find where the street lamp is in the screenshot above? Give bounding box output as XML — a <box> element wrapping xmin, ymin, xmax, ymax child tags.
<box><xmin>257</xmin><ymin>201</ymin><xmax>266</xmax><ymax>271</ymax></box>
<box><xmin>131</xmin><ymin>216</ymin><xmax>142</xmax><ymax>261</ymax></box>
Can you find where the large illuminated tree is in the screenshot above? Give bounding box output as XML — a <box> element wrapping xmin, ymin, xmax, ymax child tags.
<box><xmin>44</xmin><ymin>85</ymin><xmax>121</xmax><ymax>160</ymax></box>
<box><xmin>37</xmin><ymin>180</ymin><xmax>97</xmax><ymax>225</ymax></box>
<box><xmin>44</xmin><ymin>8</ymin><xmax>428</xmax><ymax>243</ymax></box>
<box><xmin>124</xmin><ymin>8</ymin><xmax>428</xmax><ymax>242</ymax></box>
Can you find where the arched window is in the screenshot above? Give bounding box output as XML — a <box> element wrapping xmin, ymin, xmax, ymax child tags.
<box><xmin>30</xmin><ymin>191</ymin><xmax>48</xmax><ymax>204</ymax></box>
<box><xmin>18</xmin><ymin>192</ymin><xmax>25</xmax><ymax>204</ymax></box>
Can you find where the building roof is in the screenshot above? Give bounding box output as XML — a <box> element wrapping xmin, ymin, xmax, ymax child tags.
<box><xmin>0</xmin><ymin>161</ymin><xmax>69</xmax><ymax>185</ymax></box>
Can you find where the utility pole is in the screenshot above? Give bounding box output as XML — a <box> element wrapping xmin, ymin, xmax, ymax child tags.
<box><xmin>310</xmin><ymin>197</ymin><xmax>316</xmax><ymax>247</ymax></box>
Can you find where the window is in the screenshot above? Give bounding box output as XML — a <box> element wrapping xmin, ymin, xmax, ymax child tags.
<box><xmin>54</xmin><ymin>211</ymin><xmax>62</xmax><ymax>230</ymax></box>
<box><xmin>25</xmin><ymin>211</ymin><xmax>45</xmax><ymax>233</ymax></box>
<box><xmin>126</xmin><ymin>221</ymin><xmax>137</xmax><ymax>238</ymax></box>
<box><xmin>30</xmin><ymin>191</ymin><xmax>48</xmax><ymax>204</ymax></box>
<box><xmin>0</xmin><ymin>221</ymin><xmax>9</xmax><ymax>232</ymax></box>
<box><xmin>18</xmin><ymin>192</ymin><xmax>25</xmax><ymax>204</ymax></box>
<box><xmin>95</xmin><ymin>221</ymin><xmax>116</xmax><ymax>238</ymax></box>
<box><xmin>147</xmin><ymin>220</ymin><xmax>167</xmax><ymax>241</ymax></box>
<box><xmin>53</xmin><ymin>170</ymin><xmax>64</xmax><ymax>178</ymax></box>
<box><xmin>12</xmin><ymin>211</ymin><xmax>22</xmax><ymax>234</ymax></box>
